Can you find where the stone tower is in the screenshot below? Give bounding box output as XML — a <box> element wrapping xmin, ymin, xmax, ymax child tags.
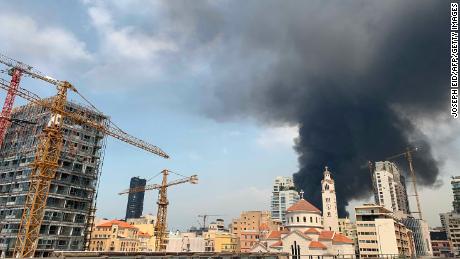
<box><xmin>321</xmin><ymin>166</ymin><xmax>339</xmax><ymax>232</ymax></box>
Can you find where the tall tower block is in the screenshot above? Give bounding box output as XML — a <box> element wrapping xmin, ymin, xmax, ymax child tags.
<box><xmin>321</xmin><ymin>166</ymin><xmax>339</xmax><ymax>232</ymax></box>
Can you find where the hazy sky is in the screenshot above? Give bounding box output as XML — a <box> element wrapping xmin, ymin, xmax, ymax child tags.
<box><xmin>0</xmin><ymin>0</ymin><xmax>458</xmax><ymax>230</ymax></box>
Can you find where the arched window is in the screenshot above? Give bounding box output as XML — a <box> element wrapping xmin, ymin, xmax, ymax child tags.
<box><xmin>296</xmin><ymin>217</ymin><xmax>299</xmax><ymax>222</ymax></box>
<box><xmin>291</xmin><ymin>217</ymin><xmax>293</xmax><ymax>223</ymax></box>
<box><xmin>325</xmin><ymin>184</ymin><xmax>329</xmax><ymax>190</ymax></box>
<box><xmin>316</xmin><ymin>217</ymin><xmax>318</xmax><ymax>223</ymax></box>
<box><xmin>303</xmin><ymin>216</ymin><xmax>306</xmax><ymax>222</ymax></box>
<box><xmin>310</xmin><ymin>216</ymin><xmax>313</xmax><ymax>223</ymax></box>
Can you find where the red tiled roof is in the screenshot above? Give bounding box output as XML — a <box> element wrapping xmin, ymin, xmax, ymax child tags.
<box><xmin>259</xmin><ymin>223</ymin><xmax>269</xmax><ymax>231</ymax></box>
<box><xmin>309</xmin><ymin>241</ymin><xmax>327</xmax><ymax>250</ymax></box>
<box><xmin>267</xmin><ymin>230</ymin><xmax>281</xmax><ymax>239</ymax></box>
<box><xmin>97</xmin><ymin>220</ymin><xmax>137</xmax><ymax>229</ymax></box>
<box><xmin>332</xmin><ymin>233</ymin><xmax>353</xmax><ymax>244</ymax></box>
<box><xmin>286</xmin><ymin>199</ymin><xmax>321</xmax><ymax>213</ymax></box>
<box><xmin>281</xmin><ymin>229</ymin><xmax>290</xmax><ymax>234</ymax></box>
<box><xmin>270</xmin><ymin>241</ymin><xmax>283</xmax><ymax>247</ymax></box>
<box><xmin>318</xmin><ymin>231</ymin><xmax>335</xmax><ymax>240</ymax></box>
<box><xmin>305</xmin><ymin>228</ymin><xmax>320</xmax><ymax>234</ymax></box>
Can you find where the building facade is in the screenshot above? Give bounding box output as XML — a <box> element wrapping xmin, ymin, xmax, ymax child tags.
<box><xmin>430</xmin><ymin>228</ymin><xmax>453</xmax><ymax>257</ymax></box>
<box><xmin>400</xmin><ymin>217</ymin><xmax>433</xmax><ymax>257</ymax></box>
<box><xmin>452</xmin><ymin>177</ymin><xmax>460</xmax><ymax>214</ymax></box>
<box><xmin>0</xmin><ymin>101</ymin><xmax>106</xmax><ymax>257</ymax></box>
<box><xmin>440</xmin><ymin>212</ymin><xmax>460</xmax><ymax>255</ymax></box>
<box><xmin>231</xmin><ymin>211</ymin><xmax>279</xmax><ymax>252</ymax></box>
<box><xmin>355</xmin><ymin>204</ymin><xmax>415</xmax><ymax>258</ymax></box>
<box><xmin>338</xmin><ymin>218</ymin><xmax>358</xmax><ymax>254</ymax></box>
<box><xmin>126</xmin><ymin>214</ymin><xmax>156</xmax><ymax>251</ymax></box>
<box><xmin>125</xmin><ymin>177</ymin><xmax>147</xmax><ymax>219</ymax></box>
<box><xmin>89</xmin><ymin>220</ymin><xmax>139</xmax><ymax>252</ymax></box>
<box><xmin>373</xmin><ymin>161</ymin><xmax>409</xmax><ymax>214</ymax></box>
<box><xmin>271</xmin><ymin>176</ymin><xmax>299</xmax><ymax>224</ymax></box>
<box><xmin>321</xmin><ymin>167</ymin><xmax>339</xmax><ymax>232</ymax></box>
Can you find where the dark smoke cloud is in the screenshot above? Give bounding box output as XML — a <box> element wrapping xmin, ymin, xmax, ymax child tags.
<box><xmin>163</xmin><ymin>0</ymin><xmax>450</xmax><ymax>216</ymax></box>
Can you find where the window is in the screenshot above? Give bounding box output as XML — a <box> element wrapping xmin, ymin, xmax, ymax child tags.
<box><xmin>303</xmin><ymin>217</ymin><xmax>306</xmax><ymax>222</ymax></box>
<box><xmin>296</xmin><ymin>217</ymin><xmax>299</xmax><ymax>222</ymax></box>
<box><xmin>310</xmin><ymin>217</ymin><xmax>313</xmax><ymax>223</ymax></box>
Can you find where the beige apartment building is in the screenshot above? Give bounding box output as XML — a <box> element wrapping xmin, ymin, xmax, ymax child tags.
<box><xmin>127</xmin><ymin>215</ymin><xmax>156</xmax><ymax>251</ymax></box>
<box><xmin>89</xmin><ymin>220</ymin><xmax>140</xmax><ymax>252</ymax></box>
<box><xmin>355</xmin><ymin>204</ymin><xmax>415</xmax><ymax>258</ymax></box>
<box><xmin>231</xmin><ymin>211</ymin><xmax>280</xmax><ymax>251</ymax></box>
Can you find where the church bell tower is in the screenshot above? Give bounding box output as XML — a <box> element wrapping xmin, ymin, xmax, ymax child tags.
<box><xmin>321</xmin><ymin>166</ymin><xmax>339</xmax><ymax>232</ymax></box>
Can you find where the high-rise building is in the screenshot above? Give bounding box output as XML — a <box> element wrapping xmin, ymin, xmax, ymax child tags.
<box><xmin>125</xmin><ymin>177</ymin><xmax>146</xmax><ymax>219</ymax></box>
<box><xmin>270</xmin><ymin>176</ymin><xmax>299</xmax><ymax>224</ymax></box>
<box><xmin>373</xmin><ymin>161</ymin><xmax>409</xmax><ymax>214</ymax></box>
<box><xmin>322</xmin><ymin>166</ymin><xmax>339</xmax><ymax>232</ymax></box>
<box><xmin>355</xmin><ymin>204</ymin><xmax>415</xmax><ymax>258</ymax></box>
<box><xmin>0</xmin><ymin>101</ymin><xmax>106</xmax><ymax>257</ymax></box>
<box><xmin>452</xmin><ymin>177</ymin><xmax>460</xmax><ymax>213</ymax></box>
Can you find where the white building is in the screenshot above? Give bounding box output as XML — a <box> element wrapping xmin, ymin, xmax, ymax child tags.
<box><xmin>373</xmin><ymin>161</ymin><xmax>409</xmax><ymax>214</ymax></box>
<box><xmin>322</xmin><ymin>167</ymin><xmax>339</xmax><ymax>232</ymax></box>
<box><xmin>166</xmin><ymin>231</ymin><xmax>206</xmax><ymax>252</ymax></box>
<box><xmin>355</xmin><ymin>204</ymin><xmax>415</xmax><ymax>258</ymax></box>
<box><xmin>271</xmin><ymin>176</ymin><xmax>300</xmax><ymax>224</ymax></box>
<box><xmin>251</xmin><ymin>198</ymin><xmax>354</xmax><ymax>256</ymax></box>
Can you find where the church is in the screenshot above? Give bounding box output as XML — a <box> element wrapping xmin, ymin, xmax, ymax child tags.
<box><xmin>250</xmin><ymin>167</ymin><xmax>355</xmax><ymax>256</ymax></box>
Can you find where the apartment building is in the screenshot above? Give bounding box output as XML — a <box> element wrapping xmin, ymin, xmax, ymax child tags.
<box><xmin>355</xmin><ymin>204</ymin><xmax>415</xmax><ymax>258</ymax></box>
<box><xmin>231</xmin><ymin>211</ymin><xmax>279</xmax><ymax>252</ymax></box>
<box><xmin>271</xmin><ymin>176</ymin><xmax>299</xmax><ymax>224</ymax></box>
<box><xmin>89</xmin><ymin>220</ymin><xmax>140</xmax><ymax>252</ymax></box>
<box><xmin>373</xmin><ymin>161</ymin><xmax>409</xmax><ymax>213</ymax></box>
<box><xmin>0</xmin><ymin>101</ymin><xmax>106</xmax><ymax>257</ymax></box>
<box><xmin>440</xmin><ymin>212</ymin><xmax>460</xmax><ymax>255</ymax></box>
<box><xmin>430</xmin><ymin>228</ymin><xmax>453</xmax><ymax>257</ymax></box>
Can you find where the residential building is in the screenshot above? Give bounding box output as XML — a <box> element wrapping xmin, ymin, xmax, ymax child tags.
<box><xmin>231</xmin><ymin>211</ymin><xmax>279</xmax><ymax>252</ymax></box>
<box><xmin>251</xmin><ymin>198</ymin><xmax>354</xmax><ymax>256</ymax></box>
<box><xmin>208</xmin><ymin>218</ymin><xmax>226</xmax><ymax>232</ymax></box>
<box><xmin>440</xmin><ymin>212</ymin><xmax>460</xmax><ymax>255</ymax></box>
<box><xmin>452</xmin><ymin>177</ymin><xmax>460</xmax><ymax>214</ymax></box>
<box><xmin>204</xmin><ymin>231</ymin><xmax>240</xmax><ymax>252</ymax></box>
<box><xmin>0</xmin><ymin>101</ymin><xmax>106</xmax><ymax>257</ymax></box>
<box><xmin>373</xmin><ymin>161</ymin><xmax>409</xmax><ymax>214</ymax></box>
<box><xmin>430</xmin><ymin>228</ymin><xmax>453</xmax><ymax>257</ymax></box>
<box><xmin>125</xmin><ymin>177</ymin><xmax>146</xmax><ymax>219</ymax></box>
<box><xmin>126</xmin><ymin>214</ymin><xmax>156</xmax><ymax>251</ymax></box>
<box><xmin>355</xmin><ymin>204</ymin><xmax>415</xmax><ymax>258</ymax></box>
<box><xmin>338</xmin><ymin>218</ymin><xmax>358</xmax><ymax>253</ymax></box>
<box><xmin>89</xmin><ymin>220</ymin><xmax>140</xmax><ymax>252</ymax></box>
<box><xmin>271</xmin><ymin>176</ymin><xmax>299</xmax><ymax>224</ymax></box>
<box><xmin>322</xmin><ymin>166</ymin><xmax>339</xmax><ymax>232</ymax></box>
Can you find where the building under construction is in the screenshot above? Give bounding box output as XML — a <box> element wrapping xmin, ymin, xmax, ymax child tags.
<box><xmin>0</xmin><ymin>100</ymin><xmax>107</xmax><ymax>257</ymax></box>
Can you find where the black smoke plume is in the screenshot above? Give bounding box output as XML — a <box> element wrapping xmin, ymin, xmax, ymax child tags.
<box><xmin>164</xmin><ymin>0</ymin><xmax>450</xmax><ymax>215</ymax></box>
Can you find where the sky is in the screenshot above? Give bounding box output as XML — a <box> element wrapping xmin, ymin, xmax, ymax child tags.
<box><xmin>0</xmin><ymin>0</ymin><xmax>458</xmax><ymax>230</ymax></box>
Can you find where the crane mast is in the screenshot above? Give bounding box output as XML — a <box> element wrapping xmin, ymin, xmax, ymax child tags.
<box><xmin>155</xmin><ymin>170</ymin><xmax>169</xmax><ymax>252</ymax></box>
<box><xmin>386</xmin><ymin>147</ymin><xmax>423</xmax><ymax>219</ymax></box>
<box><xmin>0</xmin><ymin>68</ymin><xmax>23</xmax><ymax>146</ymax></box>
<box><xmin>119</xmin><ymin>170</ymin><xmax>198</xmax><ymax>252</ymax></box>
<box><xmin>14</xmin><ymin>82</ymin><xmax>73</xmax><ymax>257</ymax></box>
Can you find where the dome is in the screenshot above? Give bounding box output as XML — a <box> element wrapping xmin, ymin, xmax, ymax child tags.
<box><xmin>287</xmin><ymin>199</ymin><xmax>321</xmax><ymax>213</ymax></box>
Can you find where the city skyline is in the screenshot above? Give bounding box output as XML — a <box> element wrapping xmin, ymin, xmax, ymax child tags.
<box><xmin>0</xmin><ymin>0</ymin><xmax>457</xmax><ymax>233</ymax></box>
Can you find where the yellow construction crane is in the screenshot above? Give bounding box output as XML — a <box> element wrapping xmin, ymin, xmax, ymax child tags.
<box><xmin>386</xmin><ymin>147</ymin><xmax>422</xmax><ymax>219</ymax></box>
<box><xmin>118</xmin><ymin>169</ymin><xmax>198</xmax><ymax>252</ymax></box>
<box><xmin>0</xmin><ymin>71</ymin><xmax>169</xmax><ymax>257</ymax></box>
